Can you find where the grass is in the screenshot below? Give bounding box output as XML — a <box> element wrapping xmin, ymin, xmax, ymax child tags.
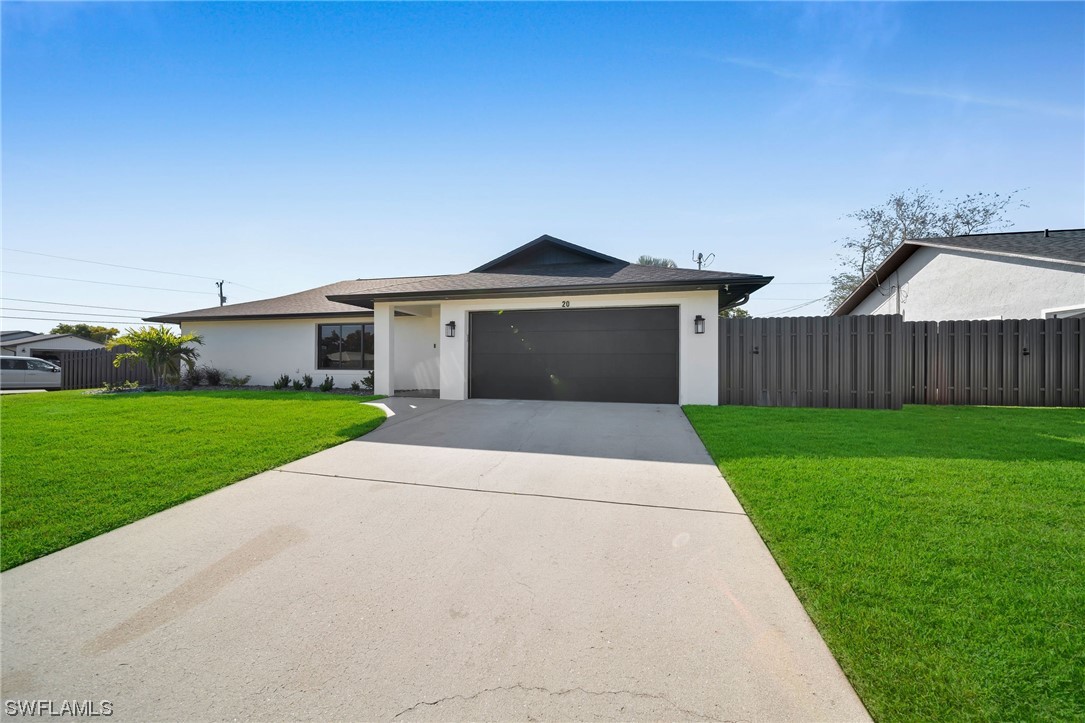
<box><xmin>1</xmin><ymin>390</ymin><xmax>386</xmax><ymax>571</ymax></box>
<box><xmin>683</xmin><ymin>404</ymin><xmax>1084</xmax><ymax>722</ymax></box>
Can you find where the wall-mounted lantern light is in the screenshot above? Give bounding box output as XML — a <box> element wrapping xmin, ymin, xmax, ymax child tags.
<box><xmin>445</xmin><ymin>321</ymin><xmax>456</xmax><ymax>338</ymax></box>
<box><xmin>694</xmin><ymin>315</ymin><xmax>706</xmax><ymax>334</ymax></box>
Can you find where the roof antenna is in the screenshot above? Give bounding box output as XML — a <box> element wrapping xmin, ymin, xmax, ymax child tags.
<box><xmin>216</xmin><ymin>280</ymin><xmax>227</xmax><ymax>306</ymax></box>
<box><xmin>692</xmin><ymin>250</ymin><xmax>715</xmax><ymax>270</ymax></box>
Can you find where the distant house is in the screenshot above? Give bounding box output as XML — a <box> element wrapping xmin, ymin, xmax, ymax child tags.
<box><xmin>833</xmin><ymin>228</ymin><xmax>1085</xmax><ymax>321</ymax></box>
<box><xmin>0</xmin><ymin>331</ymin><xmax>105</xmax><ymax>364</ymax></box>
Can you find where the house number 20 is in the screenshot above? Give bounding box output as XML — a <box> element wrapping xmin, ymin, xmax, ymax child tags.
<box><xmin>561</xmin><ymin>300</ymin><xmax>570</xmax><ymax>308</ymax></box>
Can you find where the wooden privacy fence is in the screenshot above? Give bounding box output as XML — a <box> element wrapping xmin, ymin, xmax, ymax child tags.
<box><xmin>58</xmin><ymin>346</ymin><xmax>155</xmax><ymax>390</ymax></box>
<box><xmin>719</xmin><ymin>316</ymin><xmax>1084</xmax><ymax>409</ymax></box>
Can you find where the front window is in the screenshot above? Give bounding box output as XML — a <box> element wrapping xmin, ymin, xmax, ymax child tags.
<box><xmin>318</xmin><ymin>324</ymin><xmax>373</xmax><ymax>370</ymax></box>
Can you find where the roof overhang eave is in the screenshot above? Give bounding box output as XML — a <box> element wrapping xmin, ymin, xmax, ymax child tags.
<box><xmin>142</xmin><ymin>310</ymin><xmax>376</xmax><ymax>324</ymax></box>
<box><xmin>831</xmin><ymin>243</ymin><xmax>920</xmax><ymax>316</ymax></box>
<box><xmin>327</xmin><ymin>276</ymin><xmax>775</xmax><ymax>309</ymax></box>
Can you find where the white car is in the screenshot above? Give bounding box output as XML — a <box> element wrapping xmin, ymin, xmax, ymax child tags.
<box><xmin>0</xmin><ymin>356</ymin><xmax>62</xmax><ymax>390</ymax></box>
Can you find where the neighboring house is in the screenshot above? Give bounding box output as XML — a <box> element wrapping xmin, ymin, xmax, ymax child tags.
<box><xmin>0</xmin><ymin>330</ymin><xmax>38</xmax><ymax>344</ymax></box>
<box><xmin>0</xmin><ymin>332</ymin><xmax>105</xmax><ymax>363</ymax></box>
<box><xmin>833</xmin><ymin>228</ymin><xmax>1085</xmax><ymax>321</ymax></box>
<box><xmin>147</xmin><ymin>235</ymin><xmax>772</xmax><ymax>404</ymax></box>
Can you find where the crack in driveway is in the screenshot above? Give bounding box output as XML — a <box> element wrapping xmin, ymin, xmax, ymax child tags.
<box><xmin>392</xmin><ymin>683</ymin><xmax>724</xmax><ymax>721</ymax></box>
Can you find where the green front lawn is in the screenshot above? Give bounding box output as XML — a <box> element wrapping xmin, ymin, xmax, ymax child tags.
<box><xmin>1</xmin><ymin>390</ymin><xmax>386</xmax><ymax>570</ymax></box>
<box><xmin>684</xmin><ymin>404</ymin><xmax>1084</xmax><ymax>722</ymax></box>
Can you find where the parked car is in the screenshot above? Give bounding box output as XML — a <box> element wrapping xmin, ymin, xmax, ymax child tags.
<box><xmin>0</xmin><ymin>356</ymin><xmax>62</xmax><ymax>390</ymax></box>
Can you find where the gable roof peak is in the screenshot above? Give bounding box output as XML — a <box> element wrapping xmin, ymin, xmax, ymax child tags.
<box><xmin>472</xmin><ymin>235</ymin><xmax>627</xmax><ymax>273</ymax></box>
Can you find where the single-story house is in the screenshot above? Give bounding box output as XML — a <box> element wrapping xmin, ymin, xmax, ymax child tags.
<box><xmin>147</xmin><ymin>235</ymin><xmax>773</xmax><ymax>404</ymax></box>
<box><xmin>0</xmin><ymin>331</ymin><xmax>105</xmax><ymax>363</ymax></box>
<box><xmin>833</xmin><ymin>228</ymin><xmax>1085</xmax><ymax>321</ymax></box>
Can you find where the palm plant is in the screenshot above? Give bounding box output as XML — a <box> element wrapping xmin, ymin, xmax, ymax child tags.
<box><xmin>109</xmin><ymin>326</ymin><xmax>204</xmax><ymax>387</ymax></box>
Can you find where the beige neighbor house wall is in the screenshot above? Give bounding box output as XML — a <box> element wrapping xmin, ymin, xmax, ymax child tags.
<box><xmin>6</xmin><ymin>336</ymin><xmax>103</xmax><ymax>357</ymax></box>
<box><xmin>182</xmin><ymin>314</ymin><xmax>439</xmax><ymax>390</ymax></box>
<box><xmin>849</xmin><ymin>247</ymin><xmax>1085</xmax><ymax>321</ymax></box>
<box><xmin>378</xmin><ymin>288</ymin><xmax>720</xmax><ymax>405</ymax></box>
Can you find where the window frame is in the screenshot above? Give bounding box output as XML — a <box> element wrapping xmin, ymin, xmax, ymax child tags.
<box><xmin>316</xmin><ymin>323</ymin><xmax>374</xmax><ymax>371</ymax></box>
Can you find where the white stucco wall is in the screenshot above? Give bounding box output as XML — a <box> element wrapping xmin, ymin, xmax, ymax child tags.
<box><xmin>428</xmin><ymin>290</ymin><xmax>719</xmax><ymax>405</ymax></box>
<box><xmin>850</xmin><ymin>247</ymin><xmax>1085</xmax><ymax>321</ymax></box>
<box><xmin>183</xmin><ymin>315</ymin><xmax>437</xmax><ymax>389</ymax></box>
<box><xmin>392</xmin><ymin>312</ymin><xmax>440</xmax><ymax>391</ymax></box>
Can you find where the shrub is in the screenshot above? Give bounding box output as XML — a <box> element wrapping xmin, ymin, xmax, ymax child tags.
<box><xmin>108</xmin><ymin>325</ymin><xmax>203</xmax><ymax>388</ymax></box>
<box><xmin>319</xmin><ymin>375</ymin><xmax>334</xmax><ymax>392</ymax></box>
<box><xmin>362</xmin><ymin>371</ymin><xmax>375</xmax><ymax>391</ymax></box>
<box><xmin>203</xmin><ymin>367</ymin><xmax>223</xmax><ymax>386</ymax></box>
<box><xmin>182</xmin><ymin>366</ymin><xmax>203</xmax><ymax>389</ymax></box>
<box><xmin>302</xmin><ymin>373</ymin><xmax>313</xmax><ymax>389</ymax></box>
<box><xmin>350</xmin><ymin>380</ymin><xmax>361</xmax><ymax>392</ymax></box>
<box><xmin>273</xmin><ymin>374</ymin><xmax>291</xmax><ymax>390</ymax></box>
<box><xmin>225</xmin><ymin>374</ymin><xmax>251</xmax><ymax>388</ymax></box>
<box><xmin>97</xmin><ymin>380</ymin><xmax>143</xmax><ymax>394</ymax></box>
<box><xmin>292</xmin><ymin>379</ymin><xmax>305</xmax><ymax>391</ymax></box>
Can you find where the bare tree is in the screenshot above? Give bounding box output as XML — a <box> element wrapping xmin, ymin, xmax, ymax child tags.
<box><xmin>637</xmin><ymin>255</ymin><xmax>677</xmax><ymax>267</ymax></box>
<box><xmin>827</xmin><ymin>188</ymin><xmax>1025</xmax><ymax>311</ymax></box>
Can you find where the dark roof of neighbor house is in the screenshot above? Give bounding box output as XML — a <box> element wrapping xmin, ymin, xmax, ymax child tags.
<box><xmin>0</xmin><ymin>332</ymin><xmax>102</xmax><ymax>348</ymax></box>
<box><xmin>147</xmin><ymin>235</ymin><xmax>774</xmax><ymax>323</ymax></box>
<box><xmin>832</xmin><ymin>228</ymin><xmax>1085</xmax><ymax>316</ymax></box>
<box><xmin>0</xmin><ymin>330</ymin><xmax>39</xmax><ymax>343</ymax></box>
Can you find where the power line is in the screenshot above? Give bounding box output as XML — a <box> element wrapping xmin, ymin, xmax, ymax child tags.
<box><xmin>764</xmin><ymin>296</ymin><xmax>830</xmax><ymax>315</ymax></box>
<box><xmin>1</xmin><ymin>270</ymin><xmax>217</xmax><ymax>295</ymax></box>
<box><xmin>1</xmin><ymin>297</ymin><xmax>166</xmax><ymax>313</ymax></box>
<box><xmin>1</xmin><ymin>307</ymin><xmax>148</xmax><ymax>320</ymax></box>
<box><xmin>2</xmin><ymin>247</ymin><xmax>263</xmax><ymax>291</ymax></box>
<box><xmin>3</xmin><ymin>247</ymin><xmax>220</xmax><ymax>281</ymax></box>
<box><xmin>1</xmin><ymin>315</ymin><xmax>153</xmax><ymax>325</ymax></box>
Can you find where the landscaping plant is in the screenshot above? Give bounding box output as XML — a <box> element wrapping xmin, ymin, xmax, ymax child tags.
<box><xmin>319</xmin><ymin>375</ymin><xmax>334</xmax><ymax>392</ymax></box>
<box><xmin>203</xmin><ymin>367</ymin><xmax>223</xmax><ymax>386</ymax></box>
<box><xmin>273</xmin><ymin>374</ymin><xmax>291</xmax><ymax>390</ymax></box>
<box><xmin>108</xmin><ymin>326</ymin><xmax>204</xmax><ymax>388</ymax></box>
<box><xmin>182</xmin><ymin>366</ymin><xmax>203</xmax><ymax>389</ymax></box>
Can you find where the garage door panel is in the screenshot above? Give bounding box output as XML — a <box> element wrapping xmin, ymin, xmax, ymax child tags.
<box><xmin>471</xmin><ymin>353</ymin><xmax>677</xmax><ymax>380</ymax></box>
<box><xmin>469</xmin><ymin>307</ymin><xmax>679</xmax><ymax>404</ymax></box>
<box><xmin>475</xmin><ymin>374</ymin><xmax>678</xmax><ymax>405</ymax></box>
<box><xmin>469</xmin><ymin>330</ymin><xmax>672</xmax><ymax>356</ymax></box>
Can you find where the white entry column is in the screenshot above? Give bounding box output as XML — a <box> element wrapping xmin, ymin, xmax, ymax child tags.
<box><xmin>373</xmin><ymin>302</ymin><xmax>395</xmax><ymax>396</ymax></box>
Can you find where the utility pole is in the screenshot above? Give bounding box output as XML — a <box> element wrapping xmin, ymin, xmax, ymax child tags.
<box><xmin>692</xmin><ymin>251</ymin><xmax>715</xmax><ymax>270</ymax></box>
<box><xmin>216</xmin><ymin>280</ymin><xmax>227</xmax><ymax>306</ymax></box>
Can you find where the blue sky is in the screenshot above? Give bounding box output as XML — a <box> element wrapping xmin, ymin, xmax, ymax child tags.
<box><xmin>3</xmin><ymin>2</ymin><xmax>1082</xmax><ymax>325</ymax></box>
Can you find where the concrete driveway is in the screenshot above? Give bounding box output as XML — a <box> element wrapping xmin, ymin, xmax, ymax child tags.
<box><xmin>1</xmin><ymin>398</ymin><xmax>868</xmax><ymax>722</ymax></box>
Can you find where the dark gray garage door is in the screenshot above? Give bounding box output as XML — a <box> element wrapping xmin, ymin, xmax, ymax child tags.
<box><xmin>469</xmin><ymin>307</ymin><xmax>679</xmax><ymax>404</ymax></box>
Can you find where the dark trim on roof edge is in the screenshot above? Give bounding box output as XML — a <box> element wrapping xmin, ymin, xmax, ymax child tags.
<box><xmin>471</xmin><ymin>234</ymin><xmax>627</xmax><ymax>272</ymax></box>
<box><xmin>832</xmin><ymin>244</ymin><xmax>919</xmax><ymax>316</ymax></box>
<box><xmin>328</xmin><ymin>276</ymin><xmax>774</xmax><ymax>308</ymax></box>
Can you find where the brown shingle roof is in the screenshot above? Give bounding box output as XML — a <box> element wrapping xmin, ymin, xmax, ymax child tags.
<box><xmin>147</xmin><ymin>236</ymin><xmax>773</xmax><ymax>323</ymax></box>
